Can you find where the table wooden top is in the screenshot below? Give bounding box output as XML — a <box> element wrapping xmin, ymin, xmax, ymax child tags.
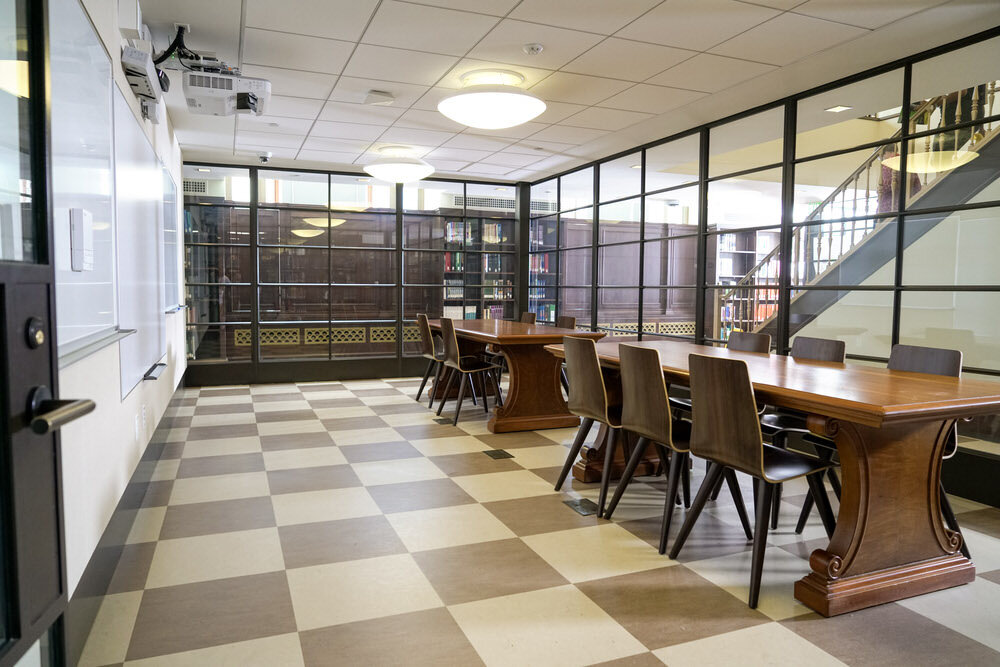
<box><xmin>428</xmin><ymin>319</ymin><xmax>605</xmax><ymax>345</ymax></box>
<box><xmin>545</xmin><ymin>339</ymin><xmax>1000</xmax><ymax>427</ymax></box>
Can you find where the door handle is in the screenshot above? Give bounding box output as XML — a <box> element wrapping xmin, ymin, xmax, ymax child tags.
<box><xmin>28</xmin><ymin>386</ymin><xmax>96</xmax><ymax>435</ymax></box>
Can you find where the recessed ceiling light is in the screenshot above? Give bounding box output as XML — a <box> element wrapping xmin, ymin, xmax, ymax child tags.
<box><xmin>824</xmin><ymin>105</ymin><xmax>853</xmax><ymax>113</ymax></box>
<box><xmin>197</xmin><ymin>168</ymin><xmax>211</xmax><ymax>173</ymax></box>
<box><xmin>438</xmin><ymin>69</ymin><xmax>546</xmax><ymax>130</ymax></box>
<box><xmin>363</xmin><ymin>145</ymin><xmax>434</xmax><ymax>183</ymax></box>
<box><xmin>630</xmin><ymin>164</ymin><xmax>641</xmax><ymax>169</ymax></box>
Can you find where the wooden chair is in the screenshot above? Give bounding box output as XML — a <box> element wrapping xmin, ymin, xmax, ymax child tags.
<box><xmin>520</xmin><ymin>312</ymin><xmax>537</xmax><ymax>324</ymax></box>
<box><xmin>553</xmin><ymin>336</ymin><xmax>622</xmax><ymax>517</ymax></box>
<box><xmin>415</xmin><ymin>314</ymin><xmax>445</xmax><ymax>407</ymax></box>
<box><xmin>434</xmin><ymin>319</ymin><xmax>504</xmax><ymax>426</ymax></box>
<box><xmin>668</xmin><ymin>353</ymin><xmax>837</xmax><ymax>608</ymax></box>
<box><xmin>556</xmin><ymin>316</ymin><xmax>576</xmax><ymax>392</ymax></box>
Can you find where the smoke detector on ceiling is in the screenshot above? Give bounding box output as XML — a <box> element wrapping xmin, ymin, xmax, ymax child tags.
<box><xmin>364</xmin><ymin>90</ymin><xmax>396</xmax><ymax>106</ymax></box>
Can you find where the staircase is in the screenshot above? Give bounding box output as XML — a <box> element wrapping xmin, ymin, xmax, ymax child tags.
<box><xmin>716</xmin><ymin>83</ymin><xmax>1000</xmax><ymax>340</ymax></box>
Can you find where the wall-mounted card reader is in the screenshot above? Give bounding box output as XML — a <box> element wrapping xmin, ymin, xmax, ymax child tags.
<box><xmin>69</xmin><ymin>207</ymin><xmax>94</xmax><ymax>271</ymax></box>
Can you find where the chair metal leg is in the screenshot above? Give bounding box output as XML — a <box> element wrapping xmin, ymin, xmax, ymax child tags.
<box><xmin>805</xmin><ymin>472</ymin><xmax>837</xmax><ymax>539</ymax></box>
<box><xmin>659</xmin><ymin>450</ymin><xmax>687</xmax><ymax>554</ymax></box>
<box><xmin>435</xmin><ymin>368</ymin><xmax>456</xmax><ymax>416</ymax></box>
<box><xmin>555</xmin><ymin>418</ymin><xmax>594</xmax><ymax>490</ymax></box>
<box><xmin>560</xmin><ymin>366</ymin><xmax>569</xmax><ymax>393</ymax></box>
<box><xmin>940</xmin><ymin>482</ymin><xmax>971</xmax><ymax>560</ymax></box>
<box><xmin>681</xmin><ymin>461</ymin><xmax>691</xmax><ymax>509</ymax></box>
<box><xmin>709</xmin><ymin>472</ymin><xmax>725</xmax><ymax>501</ymax></box>
<box><xmin>749</xmin><ymin>481</ymin><xmax>774</xmax><ymax>609</ymax></box>
<box><xmin>597</xmin><ymin>428</ymin><xmax>620</xmax><ymax>518</ymax></box>
<box><xmin>452</xmin><ymin>373</ymin><xmax>469</xmax><ymax>426</ymax></box>
<box><xmin>416</xmin><ymin>358</ymin><xmax>435</xmax><ymax>402</ymax></box>
<box><xmin>771</xmin><ymin>481</ymin><xmax>783</xmax><ymax>530</ymax></box>
<box><xmin>725</xmin><ymin>469</ymin><xmax>754</xmax><ymax>541</ymax></box>
<box><xmin>669</xmin><ymin>462</ymin><xmax>725</xmax><ymax>559</ymax></box>
<box><xmin>468</xmin><ymin>370</ymin><xmax>478</xmax><ymax>406</ymax></box>
<box><xmin>827</xmin><ymin>467</ymin><xmax>842</xmax><ymax>500</ymax></box>
<box><xmin>604</xmin><ymin>437</ymin><xmax>650</xmax><ymax>520</ymax></box>
<box><xmin>477</xmin><ymin>373</ymin><xmax>489</xmax><ymax>414</ymax></box>
<box><xmin>489</xmin><ymin>370</ymin><xmax>504</xmax><ymax>407</ymax></box>
<box><xmin>428</xmin><ymin>362</ymin><xmax>444</xmax><ymax>410</ymax></box>
<box><xmin>795</xmin><ymin>493</ymin><xmax>814</xmax><ymax>534</ymax></box>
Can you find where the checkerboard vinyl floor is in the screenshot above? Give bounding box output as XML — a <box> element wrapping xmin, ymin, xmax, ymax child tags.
<box><xmin>79</xmin><ymin>377</ymin><xmax>1000</xmax><ymax>666</ymax></box>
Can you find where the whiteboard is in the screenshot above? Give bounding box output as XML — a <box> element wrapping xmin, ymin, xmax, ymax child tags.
<box><xmin>114</xmin><ymin>88</ymin><xmax>165</xmax><ymax>397</ymax></box>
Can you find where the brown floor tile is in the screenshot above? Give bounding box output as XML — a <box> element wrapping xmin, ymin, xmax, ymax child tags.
<box><xmin>254</xmin><ymin>410</ymin><xmax>318</xmax><ymax>423</ymax></box>
<box><xmin>119</xmin><ymin>481</ymin><xmax>174</xmax><ymax>510</ymax></box>
<box><xmin>617</xmin><ymin>511</ymin><xmax>753</xmax><ymax>562</ymax></box>
<box><xmin>591</xmin><ymin>653</ymin><xmax>668</xmax><ymax>667</ymax></box>
<box><xmin>530</xmin><ymin>465</ymin><xmax>595</xmax><ymax>492</ymax></box>
<box><xmin>193</xmin><ymin>403</ymin><xmax>254</xmax><ymax>416</ymax></box>
<box><xmin>340</xmin><ymin>441</ymin><xmax>422</xmax><ymax>463</ymax></box>
<box><xmin>299</xmin><ymin>382</ymin><xmax>344</xmax><ymax>392</ymax></box>
<box><xmin>778</xmin><ymin>536</ymin><xmax>829</xmax><ymax>561</ymax></box>
<box><xmin>483</xmin><ymin>494</ymin><xmax>601</xmax><ymax>536</ymax></box>
<box><xmin>306</xmin><ymin>397</ymin><xmax>364</xmax><ymax>409</ymax></box>
<box><xmin>477</xmin><ymin>432</ymin><xmax>561</xmax><ymax>449</ymax></box>
<box><xmin>159</xmin><ymin>496</ymin><xmax>276</xmax><ymax>540</ymax></box>
<box><xmin>259</xmin><ymin>432</ymin><xmax>334</xmax><ymax>451</ymax></box>
<box><xmin>299</xmin><ymin>608</ymin><xmax>483</xmax><ymax>666</ymax></box>
<box><xmin>353</xmin><ymin>388</ymin><xmax>404</xmax><ymax>397</ymax></box>
<box><xmin>199</xmin><ymin>388</ymin><xmax>251</xmax><ymax>397</ymax></box>
<box><xmin>126</xmin><ymin>572</ymin><xmax>296</xmax><ymax>661</ymax></box>
<box><xmin>279</xmin><ymin>515</ymin><xmax>405</xmax><ymax>569</ymax></box>
<box><xmin>147</xmin><ymin>442</ymin><xmax>185</xmax><ymax>461</ymax></box>
<box><xmin>266</xmin><ymin>465</ymin><xmax>361</xmax><ymax>495</ymax></box>
<box><xmin>367</xmin><ymin>478</ymin><xmax>476</xmax><ymax>514</ymax></box>
<box><xmin>176</xmin><ymin>453</ymin><xmax>265</xmax><ymax>479</ymax></box>
<box><xmin>252</xmin><ymin>393</ymin><xmax>305</xmax><ymax>403</ymax></box>
<box><xmin>158</xmin><ymin>416</ymin><xmax>192</xmax><ymax>429</ymax></box>
<box><xmin>106</xmin><ymin>543</ymin><xmax>156</xmax><ymax>593</ymax></box>
<box><xmin>187</xmin><ymin>423</ymin><xmax>258</xmax><ymax>441</ymax></box>
<box><xmin>170</xmin><ymin>397</ymin><xmax>198</xmax><ymax>407</ymax></box>
<box><xmin>387</xmin><ymin>379</ymin><xmax>422</xmax><ymax>387</ymax></box>
<box><xmin>958</xmin><ymin>508</ymin><xmax>1000</xmax><ymax>538</ymax></box>
<box><xmin>321</xmin><ymin>415</ymin><xmax>389</xmax><ymax>432</ymax></box>
<box><xmin>413</xmin><ymin>538</ymin><xmax>567</xmax><ymax>605</ymax></box>
<box><xmin>429</xmin><ymin>452</ymin><xmax>523</xmax><ymax>477</ymax></box>
<box><xmin>395</xmin><ymin>423</ymin><xmax>468</xmax><ymax>440</ymax></box>
<box><xmin>577</xmin><ymin>565</ymin><xmax>768</xmax><ymax>649</ymax></box>
<box><xmin>981</xmin><ymin>570</ymin><xmax>1000</xmax><ymax>584</ymax></box>
<box><xmin>781</xmin><ymin>603</ymin><xmax>1000</xmax><ymax>666</ymax></box>
<box><xmin>370</xmin><ymin>401</ymin><xmax>431</xmax><ymax>415</ymax></box>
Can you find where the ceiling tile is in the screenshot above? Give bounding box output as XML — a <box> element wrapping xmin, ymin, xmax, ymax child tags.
<box><xmin>240</xmin><ymin>65</ymin><xmax>337</xmax><ymax>100</ymax></box>
<box><xmin>467</xmin><ymin>19</ymin><xmax>604</xmax><ymax>70</ymax></box>
<box><xmin>528</xmin><ymin>72</ymin><xmax>632</xmax><ymax>105</ymax></box>
<box><xmin>234</xmin><ymin>146</ymin><xmax>300</xmax><ymax>159</ymax></box>
<box><xmin>426</xmin><ymin>147</ymin><xmax>494</xmax><ymax>162</ymax></box>
<box><xmin>426</xmin><ymin>159</ymin><xmax>472</xmax><ymax>172</ymax></box>
<box><xmin>747</xmin><ymin>0</ymin><xmax>807</xmax><ymax>7</ymax></box>
<box><xmin>378</xmin><ymin>127</ymin><xmax>455</xmax><ymax>146</ymax></box>
<box><xmin>407</xmin><ymin>0</ymin><xmax>519</xmax><ymax>16</ymax></box>
<box><xmin>297</xmin><ymin>149</ymin><xmax>363</xmax><ymax>164</ymax></box>
<box><xmin>318</xmin><ymin>101</ymin><xmax>404</xmax><ymax>126</ymax></box>
<box><xmin>342</xmin><ymin>44</ymin><xmax>458</xmax><ymax>86</ymax></box>
<box><xmin>329</xmin><ymin>77</ymin><xmax>430</xmax><ymax>107</ymax></box>
<box><xmin>506</xmin><ymin>139</ymin><xmax>576</xmax><ymax>155</ymax></box>
<box><xmin>394</xmin><ymin>109</ymin><xmax>468</xmax><ymax>133</ymax></box>
<box><xmin>367</xmin><ymin>142</ymin><xmax>437</xmax><ymax>158</ymax></box>
<box><xmin>464</xmin><ymin>122</ymin><xmax>549</xmax><ymax>140</ymax></box>
<box><xmin>310</xmin><ymin>121</ymin><xmax>386</xmax><ymax>141</ymax></box>
<box><xmin>709</xmin><ymin>12</ymin><xmax>868</xmax><ymax>66</ymax></box>
<box><xmin>510</xmin><ymin>0</ymin><xmax>662</xmax><ymax>35</ymax></box>
<box><xmin>441</xmin><ymin>134</ymin><xmax>515</xmax><ymax>151</ymax></box>
<box><xmin>363</xmin><ymin>1</ymin><xmax>500</xmax><ymax>56</ymax></box>
<box><xmin>265</xmin><ymin>96</ymin><xmax>325</xmax><ymax>120</ymax></box>
<box><xmin>175</xmin><ymin>127</ymin><xmax>235</xmax><ymax>150</ymax></box>
<box><xmin>480</xmin><ymin>151</ymin><xmax>545</xmax><ymax>168</ymax></box>
<box><xmin>438</xmin><ymin>58</ymin><xmax>554</xmax><ymax>89</ymax></box>
<box><xmin>616</xmin><ymin>0</ymin><xmax>780</xmax><ymax>51</ymax></box>
<box><xmin>532</xmin><ymin>101</ymin><xmax>587</xmax><ymax>124</ymax></box>
<box><xmin>562</xmin><ymin>38</ymin><xmax>695</xmax><ymax>82</ymax></box>
<box><xmin>235</xmin><ymin>130</ymin><xmax>305</xmax><ymax>149</ymax></box>
<box><xmin>530</xmin><ymin>125</ymin><xmax>608</xmax><ymax>144</ymax></box>
<box><xmin>245</xmin><ymin>0</ymin><xmax>379</xmax><ymax>41</ymax></box>
<box><xmin>301</xmin><ymin>137</ymin><xmax>374</xmax><ymax>153</ymax></box>
<box><xmin>141</xmin><ymin>0</ymin><xmax>242</xmax><ymax>65</ymax></box>
<box><xmin>237</xmin><ymin>115</ymin><xmax>315</xmax><ymax>134</ymax></box>
<box><xmin>793</xmin><ymin>0</ymin><xmax>947</xmax><ymax>30</ymax></box>
<box><xmin>598</xmin><ymin>83</ymin><xmax>706</xmax><ymax>113</ymax></box>
<box><xmin>561</xmin><ymin>107</ymin><xmax>652</xmax><ymax>131</ymax></box>
<box><xmin>513</xmin><ymin>154</ymin><xmax>577</xmax><ymax>173</ymax></box>
<box><xmin>411</xmin><ymin>87</ymin><xmax>458</xmax><ymax>112</ymax></box>
<box><xmin>242</xmin><ymin>28</ymin><xmax>354</xmax><ymax>74</ymax></box>
<box><xmin>646</xmin><ymin>53</ymin><xmax>777</xmax><ymax>93</ymax></box>
<box><xmin>462</xmin><ymin>163</ymin><xmax>515</xmax><ymax>175</ymax></box>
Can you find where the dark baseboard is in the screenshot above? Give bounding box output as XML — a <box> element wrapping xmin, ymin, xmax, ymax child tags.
<box><xmin>943</xmin><ymin>447</ymin><xmax>1000</xmax><ymax>508</ymax></box>
<box><xmin>183</xmin><ymin>357</ymin><xmax>427</xmax><ymax>386</ymax></box>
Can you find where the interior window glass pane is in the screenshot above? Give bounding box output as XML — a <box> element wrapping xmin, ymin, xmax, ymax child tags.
<box><xmin>560</xmin><ymin>208</ymin><xmax>593</xmax><ymax>248</ymax></box>
<box><xmin>333</xmin><ymin>248</ymin><xmax>395</xmax><ymax>285</ymax></box>
<box><xmin>600</xmin><ymin>153</ymin><xmax>641</xmax><ymax>202</ymax></box>
<box><xmin>185</xmin><ymin>206</ymin><xmax>250</xmax><ymax>244</ymax></box>
<box><xmin>559</xmin><ymin>288</ymin><xmax>592</xmax><ymax>327</ymax></box>
<box><xmin>187</xmin><ymin>245</ymin><xmax>253</xmax><ymax>284</ymax></box>
<box><xmin>404</xmin><ymin>250</ymin><xmax>461</xmax><ymax>285</ymax></box>
<box><xmin>332</xmin><ymin>286</ymin><xmax>396</xmax><ymax>321</ymax></box>
<box><xmin>704</xmin><ymin>287</ymin><xmax>781</xmax><ymax>343</ymax></box>
<box><xmin>530</xmin><ymin>178</ymin><xmax>558</xmax><ymax>217</ymax></box>
<box><xmin>466</xmin><ymin>183</ymin><xmax>517</xmax><ymax>219</ymax></box>
<box><xmin>259</xmin><ymin>285</ymin><xmax>329</xmax><ymax>321</ymax></box>
<box><xmin>404</xmin><ymin>215</ymin><xmax>463</xmax><ymax>250</ymax></box>
<box><xmin>188</xmin><ymin>285</ymin><xmax>253</xmax><ymax>322</ymax></box>
<box><xmin>331</xmin><ymin>174</ymin><xmax>395</xmax><ymax>211</ymax></box>
<box><xmin>465</xmin><ymin>252</ymin><xmax>516</xmax><ymax>284</ymax></box>
<box><xmin>599</xmin><ymin>244</ymin><xmax>640</xmax><ymax>286</ymax></box>
<box><xmin>794</xmin><ymin>144</ymin><xmax>902</xmax><ymax>221</ymax></box>
<box><xmin>258</xmin><ymin>170</ymin><xmax>327</xmax><ymax>208</ymax></box>
<box><xmin>709</xmin><ymin>108</ymin><xmax>784</xmax><ymax>178</ymax></box>
<box><xmin>403</xmin><ymin>180</ymin><xmax>463</xmax><ymax>214</ymax></box>
<box><xmin>645</xmin><ymin>185</ymin><xmax>699</xmax><ymax>239</ymax></box>
<box><xmin>899</xmin><ymin>291</ymin><xmax>1000</xmax><ymax>371</ymax></box>
<box><xmin>902</xmin><ymin>207</ymin><xmax>1000</xmax><ymax>286</ymax></box>
<box><xmin>598</xmin><ymin>288</ymin><xmax>639</xmax><ymax>332</ymax></box>
<box><xmin>330</xmin><ymin>211</ymin><xmax>396</xmax><ymax>249</ymax></box>
<box><xmin>530</xmin><ymin>215</ymin><xmax>558</xmax><ymax>251</ymax></box>
<box><xmin>646</xmin><ymin>134</ymin><xmax>700</xmax><ymax>192</ymax></box>
<box><xmin>707</xmin><ymin>168</ymin><xmax>782</xmax><ymax>230</ymax></box>
<box><xmin>560</xmin><ymin>167</ymin><xmax>593</xmax><ymax>211</ymax></box>
<box><xmin>259</xmin><ymin>247</ymin><xmax>327</xmax><ymax>285</ymax></box>
<box><xmin>259</xmin><ymin>323</ymin><xmax>328</xmax><ymax>360</ymax></box>
<box><xmin>643</xmin><ymin>238</ymin><xmax>698</xmax><ymax>287</ymax></box>
<box><xmin>186</xmin><ymin>324</ymin><xmax>251</xmax><ymax>362</ymax></box>
<box><xmin>473</xmin><ymin>288</ymin><xmax>515</xmax><ymax>320</ymax></box>
<box><xmin>0</xmin><ymin>0</ymin><xmax>33</xmax><ymax>262</ymax></box>
<box><xmin>182</xmin><ymin>165</ymin><xmax>251</xmax><ymax>204</ymax></box>
<box><xmin>707</xmin><ymin>228</ymin><xmax>780</xmax><ymax>286</ymax></box>
<box><xmin>529</xmin><ymin>252</ymin><xmax>556</xmax><ymax>285</ymax></box>
<box><xmin>903</xmin><ymin>130</ymin><xmax>999</xmax><ymax>209</ymax></box>
<box><xmin>529</xmin><ymin>286</ymin><xmax>557</xmax><ymax>324</ymax></box>
<box><xmin>796</xmin><ymin>70</ymin><xmax>904</xmax><ymax>159</ymax></box>
<box><xmin>258</xmin><ymin>208</ymin><xmax>329</xmax><ymax>247</ymax></box>
<box><xmin>957</xmin><ymin>373</ymin><xmax>1000</xmax><ymax>456</ymax></box>
<box><xmin>786</xmin><ymin>288</ymin><xmax>894</xmax><ymax>357</ymax></box>
<box><xmin>910</xmin><ymin>36</ymin><xmax>1000</xmax><ymax>135</ymax></box>
<box><xmin>466</xmin><ymin>218</ymin><xmax>515</xmax><ymax>251</ymax></box>
<box><xmin>641</xmin><ymin>288</ymin><xmax>697</xmax><ymax>337</ymax></box>
<box><xmin>330</xmin><ymin>321</ymin><xmax>395</xmax><ymax>358</ymax></box>
<box><xmin>790</xmin><ymin>218</ymin><xmax>896</xmax><ymax>287</ymax></box>
<box><xmin>559</xmin><ymin>247</ymin><xmax>592</xmax><ymax>286</ymax></box>
<box><xmin>403</xmin><ymin>287</ymin><xmax>445</xmax><ymax>320</ymax></box>
<box><xmin>599</xmin><ymin>198</ymin><xmax>641</xmax><ymax>244</ymax></box>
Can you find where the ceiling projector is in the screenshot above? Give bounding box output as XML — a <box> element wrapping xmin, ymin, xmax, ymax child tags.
<box><xmin>182</xmin><ymin>71</ymin><xmax>271</xmax><ymax>116</ymax></box>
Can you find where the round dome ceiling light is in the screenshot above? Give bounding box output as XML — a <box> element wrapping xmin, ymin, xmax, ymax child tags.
<box><xmin>437</xmin><ymin>69</ymin><xmax>546</xmax><ymax>130</ymax></box>
<box><xmin>362</xmin><ymin>146</ymin><xmax>434</xmax><ymax>184</ymax></box>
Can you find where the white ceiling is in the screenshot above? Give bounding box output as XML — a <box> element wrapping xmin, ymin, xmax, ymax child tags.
<box><xmin>140</xmin><ymin>0</ymin><xmax>1000</xmax><ymax>183</ymax></box>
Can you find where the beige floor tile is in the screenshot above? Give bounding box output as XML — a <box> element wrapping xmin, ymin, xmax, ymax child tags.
<box><xmin>188</xmin><ymin>413</ymin><xmax>256</xmax><ymax>428</ymax></box>
<box><xmin>78</xmin><ymin>591</ymin><xmax>143</xmax><ymax>667</ymax></box>
<box><xmin>449</xmin><ymin>585</ymin><xmax>646</xmax><ymax>667</ymax></box>
<box><xmin>168</xmin><ymin>472</ymin><xmax>270</xmax><ymax>506</ymax></box>
<box><xmin>125</xmin><ymin>632</ymin><xmax>304</xmax><ymax>667</ymax></box>
<box><xmin>684</xmin><ymin>546</ymin><xmax>814</xmax><ymax>621</ymax></box>
<box><xmin>380</xmin><ymin>412</ymin><xmax>442</xmax><ymax>427</ymax></box>
<box><xmin>165</xmin><ymin>428</ymin><xmax>189</xmax><ymax>443</ymax></box>
<box><xmin>341</xmin><ymin>380</ymin><xmax>392</xmax><ymax>389</ymax></box>
<box><xmin>898</xmin><ymin>577</ymin><xmax>1000</xmax><ymax>651</ymax></box>
<box><xmin>312</xmin><ymin>406</ymin><xmax>376</xmax><ymax>420</ymax></box>
<box><xmin>151</xmin><ymin>459</ymin><xmax>180</xmax><ymax>482</ymax></box>
<box><xmin>452</xmin><ymin>470</ymin><xmax>556</xmax><ymax>503</ymax></box>
<box><xmin>167</xmin><ymin>406</ymin><xmax>196</xmax><ymax>417</ymax></box>
<box><xmin>256</xmin><ymin>420</ymin><xmax>325</xmax><ymax>437</ymax></box>
<box><xmin>304</xmin><ymin>390</ymin><xmax>355</xmax><ymax>401</ymax></box>
<box><xmin>331</xmin><ymin>427</ymin><xmax>403</xmax><ymax>447</ymax></box>
<box><xmin>263</xmin><ymin>447</ymin><xmax>347</xmax><ymax>471</ymax></box>
<box><xmin>181</xmin><ymin>436</ymin><xmax>262</xmax><ymax>459</ymax></box>
<box><xmin>351</xmin><ymin>457</ymin><xmax>446</xmax><ymax>486</ymax></box>
<box><xmin>523</xmin><ymin>523</ymin><xmax>675</xmax><ymax>583</ymax></box>
<box><xmin>948</xmin><ymin>494</ymin><xmax>991</xmax><ymax>514</ymax></box>
<box><xmin>387</xmin><ymin>503</ymin><xmax>516</xmax><ymax>552</ymax></box>
<box><xmin>145</xmin><ymin>528</ymin><xmax>285</xmax><ymax>589</ymax></box>
<box><xmin>409</xmin><ymin>435</ymin><xmax>491</xmax><ymax>457</ymax></box>
<box><xmin>653</xmin><ymin>622</ymin><xmax>845</xmax><ymax>666</ymax></box>
<box><xmin>250</xmin><ymin>384</ymin><xmax>300</xmax><ymax>395</ymax></box>
<box><xmin>197</xmin><ymin>395</ymin><xmax>253</xmax><ymax>406</ymax></box>
<box><xmin>253</xmin><ymin>400</ymin><xmax>312</xmax><ymax>413</ymax></box>
<box><xmin>509</xmin><ymin>444</ymin><xmax>573</xmax><ymax>469</ymax></box>
<box><xmin>576</xmin><ymin>481</ymin><xmax>671</xmax><ymax>523</ymax></box>
<box><xmin>359</xmin><ymin>394</ymin><xmax>414</xmax><ymax>406</ymax></box>
<box><xmin>287</xmin><ymin>553</ymin><xmax>443</xmax><ymax>630</ymax></box>
<box><xmin>456</xmin><ymin>420</ymin><xmax>492</xmax><ymax>436</ymax></box>
<box><xmin>271</xmin><ymin>487</ymin><xmax>381</xmax><ymax>526</ymax></box>
<box><xmin>126</xmin><ymin>507</ymin><xmax>167</xmax><ymax>544</ymax></box>
<box><xmin>959</xmin><ymin>528</ymin><xmax>1000</xmax><ymax>573</ymax></box>
<box><xmin>536</xmin><ymin>426</ymin><xmax>599</xmax><ymax>446</ymax></box>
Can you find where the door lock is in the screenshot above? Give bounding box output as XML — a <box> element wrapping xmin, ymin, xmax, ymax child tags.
<box><xmin>25</xmin><ymin>317</ymin><xmax>45</xmax><ymax>349</ymax></box>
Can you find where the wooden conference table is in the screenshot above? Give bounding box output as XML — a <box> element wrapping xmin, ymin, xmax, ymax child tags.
<box><xmin>546</xmin><ymin>338</ymin><xmax>1000</xmax><ymax>616</ymax></box>
<box><xmin>427</xmin><ymin>319</ymin><xmax>604</xmax><ymax>433</ymax></box>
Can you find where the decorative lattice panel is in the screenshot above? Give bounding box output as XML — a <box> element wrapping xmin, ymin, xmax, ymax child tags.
<box><xmin>259</xmin><ymin>328</ymin><xmax>300</xmax><ymax>346</ymax></box>
<box><xmin>370</xmin><ymin>326</ymin><xmax>396</xmax><ymax>343</ymax></box>
<box><xmin>642</xmin><ymin>323</ymin><xmax>658</xmax><ymax>333</ymax></box>
<box><xmin>303</xmin><ymin>328</ymin><xmax>329</xmax><ymax>345</ymax></box>
<box><xmin>402</xmin><ymin>325</ymin><xmax>420</xmax><ymax>342</ymax></box>
<box><xmin>659</xmin><ymin>321</ymin><xmax>696</xmax><ymax>335</ymax></box>
<box><xmin>234</xmin><ymin>329</ymin><xmax>253</xmax><ymax>346</ymax></box>
<box><xmin>331</xmin><ymin>327</ymin><xmax>366</xmax><ymax>344</ymax></box>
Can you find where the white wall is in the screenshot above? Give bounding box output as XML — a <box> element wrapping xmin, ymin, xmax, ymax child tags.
<box><xmin>57</xmin><ymin>0</ymin><xmax>186</xmax><ymax>595</ymax></box>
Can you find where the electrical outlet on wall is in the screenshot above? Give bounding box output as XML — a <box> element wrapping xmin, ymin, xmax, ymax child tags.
<box><xmin>142</xmin><ymin>405</ymin><xmax>147</xmax><ymax>438</ymax></box>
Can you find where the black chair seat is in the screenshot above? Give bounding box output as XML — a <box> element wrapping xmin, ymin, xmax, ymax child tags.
<box><xmin>761</xmin><ymin>443</ymin><xmax>832</xmax><ymax>483</ymax></box>
<box><xmin>668</xmin><ymin>396</ymin><xmax>692</xmax><ymax>412</ymax></box>
<box><xmin>457</xmin><ymin>358</ymin><xmax>502</xmax><ymax>373</ymax></box>
<box><xmin>759</xmin><ymin>411</ymin><xmax>810</xmax><ymax>434</ymax></box>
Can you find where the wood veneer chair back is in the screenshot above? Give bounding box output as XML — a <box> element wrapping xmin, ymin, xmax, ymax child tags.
<box><xmin>620</xmin><ymin>344</ymin><xmax>684</xmax><ymax>451</ymax></box>
<box><xmin>687</xmin><ymin>353</ymin><xmax>765</xmax><ymax>478</ymax></box>
<box><xmin>888</xmin><ymin>344</ymin><xmax>962</xmax><ymax>377</ymax></box>
<box><xmin>520</xmin><ymin>312</ymin><xmax>537</xmax><ymax>324</ymax></box>
<box><xmin>727</xmin><ymin>331</ymin><xmax>771</xmax><ymax>353</ymax></box>
<box><xmin>563</xmin><ymin>336</ymin><xmax>614</xmax><ymax>425</ymax></box>
<box><xmin>440</xmin><ymin>319</ymin><xmax>466</xmax><ymax>371</ymax></box>
<box><xmin>416</xmin><ymin>314</ymin><xmax>437</xmax><ymax>358</ymax></box>
<box><xmin>556</xmin><ymin>315</ymin><xmax>576</xmax><ymax>330</ymax></box>
<box><xmin>790</xmin><ymin>336</ymin><xmax>845</xmax><ymax>363</ymax></box>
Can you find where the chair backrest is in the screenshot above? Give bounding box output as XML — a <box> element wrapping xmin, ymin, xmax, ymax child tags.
<box><xmin>556</xmin><ymin>315</ymin><xmax>576</xmax><ymax>330</ymax></box>
<box><xmin>888</xmin><ymin>344</ymin><xmax>962</xmax><ymax>377</ymax></box>
<box><xmin>416</xmin><ymin>314</ymin><xmax>436</xmax><ymax>357</ymax></box>
<box><xmin>520</xmin><ymin>312</ymin><xmax>537</xmax><ymax>324</ymax></box>
<box><xmin>727</xmin><ymin>331</ymin><xmax>771</xmax><ymax>354</ymax></box>
<box><xmin>440</xmin><ymin>318</ymin><xmax>464</xmax><ymax>370</ymax></box>
<box><xmin>620</xmin><ymin>345</ymin><xmax>683</xmax><ymax>450</ymax></box>
<box><xmin>563</xmin><ymin>336</ymin><xmax>611</xmax><ymax>424</ymax></box>
<box><xmin>790</xmin><ymin>336</ymin><xmax>846</xmax><ymax>363</ymax></box>
<box><xmin>687</xmin><ymin>354</ymin><xmax>764</xmax><ymax>478</ymax></box>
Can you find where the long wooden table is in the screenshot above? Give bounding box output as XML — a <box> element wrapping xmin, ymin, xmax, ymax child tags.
<box><xmin>546</xmin><ymin>339</ymin><xmax>1000</xmax><ymax>616</ymax></box>
<box><xmin>428</xmin><ymin>319</ymin><xmax>605</xmax><ymax>433</ymax></box>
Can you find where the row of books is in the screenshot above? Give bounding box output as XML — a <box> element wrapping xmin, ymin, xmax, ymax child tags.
<box><xmin>529</xmin><ymin>254</ymin><xmax>552</xmax><ymax>272</ymax></box>
<box><xmin>444</xmin><ymin>221</ymin><xmax>511</xmax><ymax>245</ymax></box>
<box><xmin>532</xmin><ymin>303</ymin><xmax>556</xmax><ymax>321</ymax></box>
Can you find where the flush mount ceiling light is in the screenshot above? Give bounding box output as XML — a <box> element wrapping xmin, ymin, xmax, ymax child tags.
<box><xmin>291</xmin><ymin>228</ymin><xmax>325</xmax><ymax>238</ymax></box>
<box><xmin>438</xmin><ymin>69</ymin><xmax>546</xmax><ymax>130</ymax></box>
<box><xmin>301</xmin><ymin>217</ymin><xmax>347</xmax><ymax>228</ymax></box>
<box><xmin>883</xmin><ymin>150</ymin><xmax>979</xmax><ymax>174</ymax></box>
<box><xmin>824</xmin><ymin>105</ymin><xmax>853</xmax><ymax>113</ymax></box>
<box><xmin>363</xmin><ymin>145</ymin><xmax>434</xmax><ymax>183</ymax></box>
